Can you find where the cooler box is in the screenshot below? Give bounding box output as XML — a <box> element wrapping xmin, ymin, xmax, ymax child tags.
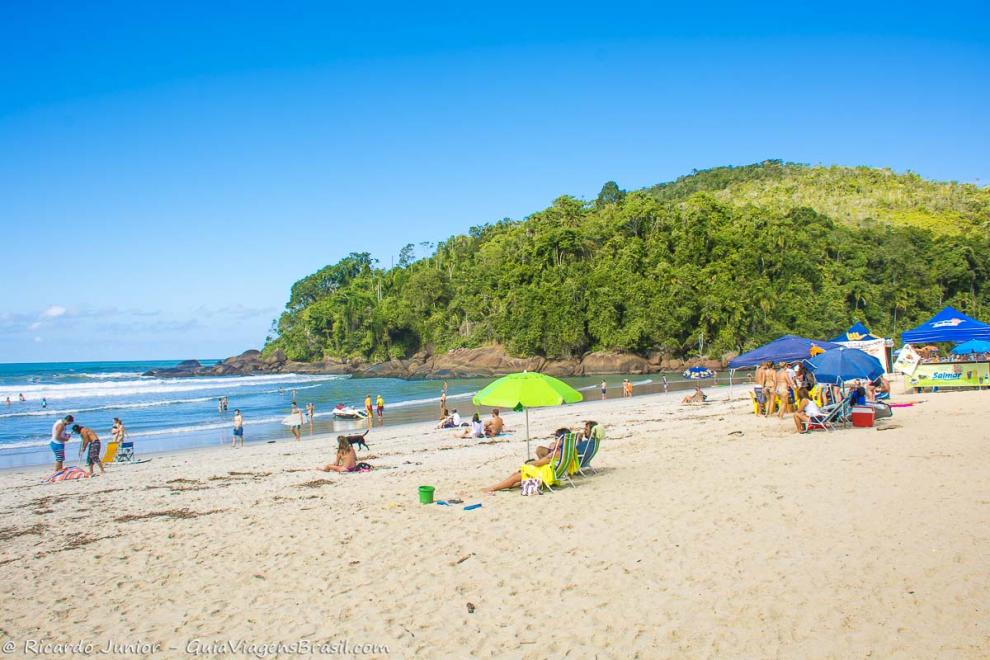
<box><xmin>851</xmin><ymin>405</ymin><xmax>874</xmax><ymax>428</ymax></box>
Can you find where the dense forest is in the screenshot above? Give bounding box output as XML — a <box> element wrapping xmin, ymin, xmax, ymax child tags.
<box><xmin>264</xmin><ymin>161</ymin><xmax>990</xmax><ymax>363</ymax></box>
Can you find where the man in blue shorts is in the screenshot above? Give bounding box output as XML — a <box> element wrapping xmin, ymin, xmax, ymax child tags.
<box><xmin>50</xmin><ymin>415</ymin><xmax>73</xmax><ymax>472</ymax></box>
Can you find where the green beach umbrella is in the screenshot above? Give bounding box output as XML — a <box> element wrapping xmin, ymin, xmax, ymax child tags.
<box><xmin>472</xmin><ymin>371</ymin><xmax>583</xmax><ymax>459</ymax></box>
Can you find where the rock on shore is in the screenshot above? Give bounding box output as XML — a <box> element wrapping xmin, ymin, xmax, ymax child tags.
<box><xmin>145</xmin><ymin>346</ymin><xmax>727</xmax><ymax>379</ymax></box>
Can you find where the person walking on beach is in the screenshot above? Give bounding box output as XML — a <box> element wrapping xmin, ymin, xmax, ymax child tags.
<box><xmin>288</xmin><ymin>402</ymin><xmax>303</xmax><ymax>440</ymax></box>
<box><xmin>306</xmin><ymin>402</ymin><xmax>315</xmax><ymax>428</ymax></box>
<box><xmin>376</xmin><ymin>394</ymin><xmax>384</xmax><ymax>419</ymax></box>
<box><xmin>50</xmin><ymin>415</ymin><xmax>73</xmax><ymax>472</ymax></box>
<box><xmin>232</xmin><ymin>409</ymin><xmax>244</xmax><ymax>447</ymax></box>
<box><xmin>73</xmin><ymin>424</ymin><xmax>105</xmax><ymax>476</ymax></box>
<box><xmin>600</xmin><ymin>380</ymin><xmax>607</xmax><ymax>400</ymax></box>
<box><xmin>439</xmin><ymin>382</ymin><xmax>448</xmax><ymax>416</ymax></box>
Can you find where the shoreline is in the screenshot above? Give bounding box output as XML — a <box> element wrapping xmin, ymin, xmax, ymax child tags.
<box><xmin>0</xmin><ymin>373</ymin><xmax>724</xmax><ymax>471</ymax></box>
<box><xmin>1</xmin><ymin>387</ymin><xmax>987</xmax><ymax>655</ymax></box>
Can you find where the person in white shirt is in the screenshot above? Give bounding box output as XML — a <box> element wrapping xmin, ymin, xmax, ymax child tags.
<box><xmin>458</xmin><ymin>413</ymin><xmax>485</xmax><ymax>438</ymax></box>
<box><xmin>50</xmin><ymin>415</ymin><xmax>74</xmax><ymax>471</ymax></box>
<box><xmin>793</xmin><ymin>388</ymin><xmax>823</xmax><ymax>433</ymax></box>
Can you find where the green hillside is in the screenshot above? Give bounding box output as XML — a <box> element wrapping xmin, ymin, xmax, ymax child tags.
<box><xmin>647</xmin><ymin>160</ymin><xmax>989</xmax><ymax>235</ymax></box>
<box><xmin>265</xmin><ymin>162</ymin><xmax>990</xmax><ymax>363</ymax></box>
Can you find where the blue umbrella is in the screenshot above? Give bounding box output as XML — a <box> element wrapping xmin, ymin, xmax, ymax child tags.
<box><xmin>951</xmin><ymin>339</ymin><xmax>990</xmax><ymax>355</ymax></box>
<box><xmin>805</xmin><ymin>347</ymin><xmax>884</xmax><ymax>385</ymax></box>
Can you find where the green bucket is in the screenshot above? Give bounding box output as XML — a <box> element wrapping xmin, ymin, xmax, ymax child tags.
<box><xmin>418</xmin><ymin>485</ymin><xmax>435</xmax><ymax>504</ymax></box>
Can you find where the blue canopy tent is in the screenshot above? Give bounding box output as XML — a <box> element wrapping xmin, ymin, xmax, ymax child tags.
<box><xmin>831</xmin><ymin>322</ymin><xmax>881</xmax><ymax>342</ymax></box>
<box><xmin>901</xmin><ymin>306</ymin><xmax>990</xmax><ymax>344</ymax></box>
<box><xmin>728</xmin><ymin>335</ymin><xmax>841</xmax><ymax>369</ymax></box>
<box><xmin>950</xmin><ymin>339</ymin><xmax>990</xmax><ymax>355</ymax></box>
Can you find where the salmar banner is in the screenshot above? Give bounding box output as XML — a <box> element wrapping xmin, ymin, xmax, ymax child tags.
<box><xmin>909</xmin><ymin>362</ymin><xmax>990</xmax><ymax>388</ymax></box>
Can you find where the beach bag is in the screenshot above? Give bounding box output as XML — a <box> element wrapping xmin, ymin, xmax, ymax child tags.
<box><xmin>521</xmin><ymin>478</ymin><xmax>543</xmax><ymax>496</ymax></box>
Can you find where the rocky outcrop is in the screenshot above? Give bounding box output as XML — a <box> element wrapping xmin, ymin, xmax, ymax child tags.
<box><xmin>148</xmin><ymin>344</ymin><xmax>730</xmax><ymax>379</ymax></box>
<box><xmin>142</xmin><ymin>359</ymin><xmax>204</xmax><ymax>377</ymax></box>
<box><xmin>580</xmin><ymin>351</ymin><xmax>651</xmax><ymax>375</ymax></box>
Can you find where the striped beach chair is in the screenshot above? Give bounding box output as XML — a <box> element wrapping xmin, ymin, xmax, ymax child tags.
<box><xmin>545</xmin><ymin>432</ymin><xmax>578</xmax><ymax>491</ymax></box>
<box><xmin>577</xmin><ymin>425</ymin><xmax>603</xmax><ymax>476</ymax></box>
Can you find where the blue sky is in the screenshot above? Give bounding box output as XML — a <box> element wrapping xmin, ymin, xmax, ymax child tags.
<box><xmin>1</xmin><ymin>2</ymin><xmax>987</xmax><ymax>362</ymax></box>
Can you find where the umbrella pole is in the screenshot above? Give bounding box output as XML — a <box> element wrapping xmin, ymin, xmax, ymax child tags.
<box><xmin>525</xmin><ymin>408</ymin><xmax>530</xmax><ymax>460</ymax></box>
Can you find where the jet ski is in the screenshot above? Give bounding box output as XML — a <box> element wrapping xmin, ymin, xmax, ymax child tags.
<box><xmin>332</xmin><ymin>404</ymin><xmax>367</xmax><ymax>419</ymax></box>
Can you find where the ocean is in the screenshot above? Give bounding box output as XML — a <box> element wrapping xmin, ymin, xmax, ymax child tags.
<box><xmin>0</xmin><ymin>360</ymin><xmax>716</xmax><ymax>469</ymax></box>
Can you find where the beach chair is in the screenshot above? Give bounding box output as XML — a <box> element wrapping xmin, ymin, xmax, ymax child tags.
<box><xmin>806</xmin><ymin>391</ymin><xmax>856</xmax><ymax>431</ymax></box>
<box><xmin>101</xmin><ymin>441</ymin><xmax>119</xmax><ymax>464</ymax></box>
<box><xmin>544</xmin><ymin>432</ymin><xmax>578</xmax><ymax>491</ymax></box>
<box><xmin>749</xmin><ymin>387</ymin><xmax>768</xmax><ymax>415</ymax></box>
<box><xmin>576</xmin><ymin>425</ymin><xmax>603</xmax><ymax>476</ymax></box>
<box><xmin>116</xmin><ymin>442</ymin><xmax>135</xmax><ymax>463</ymax></box>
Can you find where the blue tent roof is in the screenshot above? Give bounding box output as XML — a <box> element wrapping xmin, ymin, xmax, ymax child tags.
<box><xmin>805</xmin><ymin>347</ymin><xmax>885</xmax><ymax>385</ymax></box>
<box><xmin>831</xmin><ymin>322</ymin><xmax>881</xmax><ymax>342</ymax></box>
<box><xmin>728</xmin><ymin>335</ymin><xmax>841</xmax><ymax>369</ymax></box>
<box><xmin>900</xmin><ymin>306</ymin><xmax>990</xmax><ymax>344</ymax></box>
<box><xmin>950</xmin><ymin>339</ymin><xmax>990</xmax><ymax>355</ymax></box>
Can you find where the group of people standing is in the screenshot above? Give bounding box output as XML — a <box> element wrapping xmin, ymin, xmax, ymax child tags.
<box><xmin>49</xmin><ymin>415</ymin><xmax>128</xmax><ymax>475</ymax></box>
<box><xmin>597</xmin><ymin>379</ymin><xmax>637</xmax><ymax>400</ymax></box>
<box><xmin>755</xmin><ymin>361</ymin><xmax>813</xmax><ymax>417</ymax></box>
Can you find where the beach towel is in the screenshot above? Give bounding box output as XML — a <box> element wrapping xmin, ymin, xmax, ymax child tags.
<box><xmin>43</xmin><ymin>467</ymin><xmax>90</xmax><ymax>483</ymax></box>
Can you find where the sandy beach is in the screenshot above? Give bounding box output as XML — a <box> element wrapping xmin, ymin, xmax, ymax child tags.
<box><xmin>0</xmin><ymin>387</ymin><xmax>987</xmax><ymax>658</ymax></box>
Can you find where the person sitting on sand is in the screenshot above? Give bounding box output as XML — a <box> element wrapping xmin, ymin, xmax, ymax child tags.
<box><xmin>438</xmin><ymin>409</ymin><xmax>461</xmax><ymax>429</ymax></box>
<box><xmin>72</xmin><ymin>424</ymin><xmax>105</xmax><ymax>476</ymax></box>
<box><xmin>681</xmin><ymin>385</ymin><xmax>707</xmax><ymax>404</ymax></box>
<box><xmin>319</xmin><ymin>436</ymin><xmax>358</xmax><ymax>473</ymax></box>
<box><xmin>483</xmin><ymin>409</ymin><xmax>504</xmax><ymax>437</ymax></box>
<box><xmin>483</xmin><ymin>428</ymin><xmax>572</xmax><ymax>493</ymax></box>
<box><xmin>458</xmin><ymin>413</ymin><xmax>485</xmax><ymax>438</ymax></box>
<box><xmin>792</xmin><ymin>388</ymin><xmax>823</xmax><ymax>433</ymax></box>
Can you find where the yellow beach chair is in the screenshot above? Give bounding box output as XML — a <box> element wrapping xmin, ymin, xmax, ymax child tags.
<box><xmin>101</xmin><ymin>441</ymin><xmax>119</xmax><ymax>464</ymax></box>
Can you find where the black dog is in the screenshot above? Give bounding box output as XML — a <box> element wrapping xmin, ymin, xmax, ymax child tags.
<box><xmin>340</xmin><ymin>430</ymin><xmax>370</xmax><ymax>452</ymax></box>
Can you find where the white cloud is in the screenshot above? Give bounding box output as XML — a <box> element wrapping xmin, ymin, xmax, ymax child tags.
<box><xmin>41</xmin><ymin>305</ymin><xmax>67</xmax><ymax>318</ymax></box>
<box><xmin>33</xmin><ymin>336</ymin><xmax>43</xmax><ymax>343</ymax></box>
<box><xmin>28</xmin><ymin>321</ymin><xmax>42</xmax><ymax>330</ymax></box>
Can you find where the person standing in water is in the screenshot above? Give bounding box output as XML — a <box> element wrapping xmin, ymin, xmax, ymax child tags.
<box><xmin>376</xmin><ymin>394</ymin><xmax>384</xmax><ymax>420</ymax></box>
<box><xmin>662</xmin><ymin>375</ymin><xmax>669</xmax><ymax>393</ymax></box>
<box><xmin>73</xmin><ymin>424</ymin><xmax>105</xmax><ymax>476</ymax></box>
<box><xmin>232</xmin><ymin>409</ymin><xmax>244</xmax><ymax>447</ymax></box>
<box><xmin>50</xmin><ymin>415</ymin><xmax>73</xmax><ymax>472</ymax></box>
<box><xmin>18</xmin><ymin>393</ymin><xmax>25</xmax><ymax>402</ymax></box>
<box><xmin>42</xmin><ymin>397</ymin><xmax>47</xmax><ymax>409</ymax></box>
<box><xmin>439</xmin><ymin>382</ymin><xmax>448</xmax><ymax>417</ymax></box>
<box><xmin>364</xmin><ymin>394</ymin><xmax>374</xmax><ymax>428</ymax></box>
<box><xmin>599</xmin><ymin>380</ymin><xmax>607</xmax><ymax>400</ymax></box>
<box><xmin>288</xmin><ymin>402</ymin><xmax>303</xmax><ymax>440</ymax></box>
<box><xmin>306</xmin><ymin>402</ymin><xmax>315</xmax><ymax>429</ymax></box>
